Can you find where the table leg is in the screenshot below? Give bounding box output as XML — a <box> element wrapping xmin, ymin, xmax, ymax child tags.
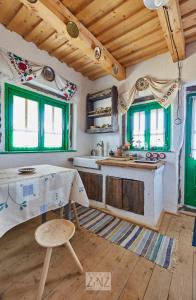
<box><xmin>41</xmin><ymin>213</ymin><xmax>47</xmax><ymax>223</ymax></box>
<box><xmin>63</xmin><ymin>202</ymin><xmax>71</xmax><ymax>220</ymax></box>
<box><xmin>60</xmin><ymin>207</ymin><xmax>64</xmax><ymax>218</ymax></box>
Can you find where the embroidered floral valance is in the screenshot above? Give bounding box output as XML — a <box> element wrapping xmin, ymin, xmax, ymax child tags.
<box><xmin>0</xmin><ymin>48</ymin><xmax>77</xmax><ymax>101</ymax></box>
<box><xmin>119</xmin><ymin>76</ymin><xmax>179</xmax><ymax>114</ymax></box>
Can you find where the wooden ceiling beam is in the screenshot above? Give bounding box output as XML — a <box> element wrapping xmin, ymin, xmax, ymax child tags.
<box><xmin>18</xmin><ymin>0</ymin><xmax>126</xmax><ymax>80</ymax></box>
<box><xmin>157</xmin><ymin>0</ymin><xmax>185</xmax><ymax>62</ymax></box>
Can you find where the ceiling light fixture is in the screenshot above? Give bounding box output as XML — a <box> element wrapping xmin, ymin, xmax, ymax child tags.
<box><xmin>143</xmin><ymin>0</ymin><xmax>169</xmax><ymax>10</ymax></box>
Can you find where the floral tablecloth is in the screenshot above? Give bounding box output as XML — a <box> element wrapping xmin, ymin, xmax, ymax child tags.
<box><xmin>0</xmin><ymin>165</ymin><xmax>89</xmax><ymax>237</ymax></box>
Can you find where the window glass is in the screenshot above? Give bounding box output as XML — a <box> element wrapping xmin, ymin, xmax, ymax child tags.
<box><xmin>150</xmin><ymin>108</ymin><xmax>164</xmax><ymax>148</ymax></box>
<box><xmin>13</xmin><ymin>96</ymin><xmax>38</xmax><ymax>148</ymax></box>
<box><xmin>44</xmin><ymin>104</ymin><xmax>63</xmax><ymax>148</ymax></box>
<box><xmin>132</xmin><ymin>111</ymin><xmax>145</xmax><ymax>149</ymax></box>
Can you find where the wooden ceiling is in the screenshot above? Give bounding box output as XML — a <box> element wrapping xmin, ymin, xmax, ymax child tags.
<box><xmin>0</xmin><ymin>0</ymin><xmax>195</xmax><ymax>80</ymax></box>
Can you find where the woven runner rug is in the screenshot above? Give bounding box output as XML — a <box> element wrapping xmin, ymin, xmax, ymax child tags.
<box><xmin>73</xmin><ymin>205</ymin><xmax>175</xmax><ymax>269</ymax></box>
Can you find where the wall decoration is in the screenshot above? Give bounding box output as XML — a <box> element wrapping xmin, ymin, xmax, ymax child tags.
<box><xmin>94</xmin><ymin>46</ymin><xmax>101</xmax><ymax>60</ymax></box>
<box><xmin>119</xmin><ymin>76</ymin><xmax>179</xmax><ymax>114</ymax></box>
<box><xmin>42</xmin><ymin>66</ymin><xmax>55</xmax><ymax>82</ymax></box>
<box><xmin>135</xmin><ymin>77</ymin><xmax>149</xmax><ymax>91</ymax></box>
<box><xmin>27</xmin><ymin>0</ymin><xmax>38</xmax><ymax>3</ymax></box>
<box><xmin>66</xmin><ymin>21</ymin><xmax>79</xmax><ymax>38</ymax></box>
<box><xmin>0</xmin><ymin>47</ymin><xmax>77</xmax><ymax>101</ymax></box>
<box><xmin>7</xmin><ymin>52</ymin><xmax>42</xmax><ymax>82</ymax></box>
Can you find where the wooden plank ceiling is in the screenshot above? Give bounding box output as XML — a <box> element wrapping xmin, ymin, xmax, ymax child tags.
<box><xmin>0</xmin><ymin>0</ymin><xmax>195</xmax><ymax>80</ymax></box>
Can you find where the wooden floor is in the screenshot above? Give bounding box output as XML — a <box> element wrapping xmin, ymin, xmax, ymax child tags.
<box><xmin>0</xmin><ymin>211</ymin><xmax>195</xmax><ymax>300</ymax></box>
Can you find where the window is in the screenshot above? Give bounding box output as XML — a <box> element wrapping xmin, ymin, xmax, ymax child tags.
<box><xmin>5</xmin><ymin>83</ymin><xmax>70</xmax><ymax>152</ymax></box>
<box><xmin>127</xmin><ymin>102</ymin><xmax>171</xmax><ymax>151</ymax></box>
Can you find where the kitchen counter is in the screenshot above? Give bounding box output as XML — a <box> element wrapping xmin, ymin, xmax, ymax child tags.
<box><xmin>96</xmin><ymin>159</ymin><xmax>164</xmax><ymax>170</ymax></box>
<box><xmin>74</xmin><ymin>157</ymin><xmax>165</xmax><ymax>228</ymax></box>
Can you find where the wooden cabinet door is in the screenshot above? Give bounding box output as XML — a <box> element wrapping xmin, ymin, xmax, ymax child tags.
<box><xmin>123</xmin><ymin>179</ymin><xmax>144</xmax><ymax>215</ymax></box>
<box><xmin>78</xmin><ymin>171</ymin><xmax>103</xmax><ymax>202</ymax></box>
<box><xmin>106</xmin><ymin>176</ymin><xmax>123</xmax><ymax>209</ymax></box>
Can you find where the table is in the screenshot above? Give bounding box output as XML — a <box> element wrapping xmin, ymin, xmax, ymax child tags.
<box><xmin>0</xmin><ymin>165</ymin><xmax>89</xmax><ymax>237</ymax></box>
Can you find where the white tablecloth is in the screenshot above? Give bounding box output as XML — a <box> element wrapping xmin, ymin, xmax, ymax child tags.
<box><xmin>0</xmin><ymin>165</ymin><xmax>89</xmax><ymax>237</ymax></box>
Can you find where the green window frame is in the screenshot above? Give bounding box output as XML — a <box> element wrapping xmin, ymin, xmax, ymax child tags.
<box><xmin>5</xmin><ymin>83</ymin><xmax>70</xmax><ymax>152</ymax></box>
<box><xmin>127</xmin><ymin>102</ymin><xmax>171</xmax><ymax>151</ymax></box>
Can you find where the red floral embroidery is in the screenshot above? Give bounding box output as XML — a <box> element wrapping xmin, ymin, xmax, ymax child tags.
<box><xmin>18</xmin><ymin>62</ymin><xmax>27</xmax><ymax>71</ymax></box>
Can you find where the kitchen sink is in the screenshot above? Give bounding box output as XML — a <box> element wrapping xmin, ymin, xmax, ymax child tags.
<box><xmin>73</xmin><ymin>156</ymin><xmax>105</xmax><ymax>169</ymax></box>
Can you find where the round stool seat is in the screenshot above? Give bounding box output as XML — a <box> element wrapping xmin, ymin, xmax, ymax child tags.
<box><xmin>35</xmin><ymin>219</ymin><xmax>75</xmax><ymax>248</ymax></box>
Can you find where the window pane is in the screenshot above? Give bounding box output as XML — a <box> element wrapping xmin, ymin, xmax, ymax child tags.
<box><xmin>44</xmin><ymin>104</ymin><xmax>63</xmax><ymax>148</ymax></box>
<box><xmin>27</xmin><ymin>100</ymin><xmax>38</xmax><ymax>130</ymax></box>
<box><xmin>13</xmin><ymin>131</ymin><xmax>38</xmax><ymax>148</ymax></box>
<box><xmin>13</xmin><ymin>96</ymin><xmax>25</xmax><ymax>130</ymax></box>
<box><xmin>150</xmin><ymin>108</ymin><xmax>164</xmax><ymax>148</ymax></box>
<box><xmin>132</xmin><ymin>111</ymin><xmax>145</xmax><ymax>149</ymax></box>
<box><xmin>13</xmin><ymin>96</ymin><xmax>38</xmax><ymax>148</ymax></box>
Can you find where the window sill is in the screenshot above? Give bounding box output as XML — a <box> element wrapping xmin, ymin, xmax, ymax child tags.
<box><xmin>0</xmin><ymin>150</ymin><xmax>77</xmax><ymax>154</ymax></box>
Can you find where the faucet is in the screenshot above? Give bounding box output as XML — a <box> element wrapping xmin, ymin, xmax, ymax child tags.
<box><xmin>97</xmin><ymin>141</ymin><xmax>104</xmax><ymax>156</ymax></box>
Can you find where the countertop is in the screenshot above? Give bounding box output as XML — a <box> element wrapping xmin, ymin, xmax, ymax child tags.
<box><xmin>96</xmin><ymin>159</ymin><xmax>164</xmax><ymax>170</ymax></box>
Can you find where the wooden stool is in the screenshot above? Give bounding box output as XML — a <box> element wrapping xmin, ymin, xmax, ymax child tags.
<box><xmin>35</xmin><ymin>219</ymin><xmax>83</xmax><ymax>300</ymax></box>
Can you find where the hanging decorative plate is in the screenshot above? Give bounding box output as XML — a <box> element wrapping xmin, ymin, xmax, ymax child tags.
<box><xmin>135</xmin><ymin>77</ymin><xmax>149</xmax><ymax>91</ymax></box>
<box><xmin>94</xmin><ymin>46</ymin><xmax>101</xmax><ymax>60</ymax></box>
<box><xmin>42</xmin><ymin>66</ymin><xmax>55</xmax><ymax>82</ymax></box>
<box><xmin>112</xmin><ymin>64</ymin><xmax>118</xmax><ymax>75</ymax></box>
<box><xmin>27</xmin><ymin>0</ymin><xmax>38</xmax><ymax>3</ymax></box>
<box><xmin>66</xmin><ymin>21</ymin><xmax>79</xmax><ymax>38</ymax></box>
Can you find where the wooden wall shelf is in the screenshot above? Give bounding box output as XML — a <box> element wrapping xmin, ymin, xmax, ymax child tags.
<box><xmin>86</xmin><ymin>86</ymin><xmax>119</xmax><ymax>134</ymax></box>
<box><xmin>88</xmin><ymin>112</ymin><xmax>112</xmax><ymax>118</ymax></box>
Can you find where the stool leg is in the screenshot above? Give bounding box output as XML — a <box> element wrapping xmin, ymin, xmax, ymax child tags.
<box><xmin>66</xmin><ymin>241</ymin><xmax>83</xmax><ymax>274</ymax></box>
<box><xmin>72</xmin><ymin>202</ymin><xmax>81</xmax><ymax>230</ymax></box>
<box><xmin>37</xmin><ymin>247</ymin><xmax>52</xmax><ymax>300</ymax></box>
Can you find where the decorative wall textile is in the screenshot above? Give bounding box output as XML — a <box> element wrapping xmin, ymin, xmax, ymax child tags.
<box><xmin>7</xmin><ymin>52</ymin><xmax>43</xmax><ymax>82</ymax></box>
<box><xmin>55</xmin><ymin>75</ymin><xmax>77</xmax><ymax>101</ymax></box>
<box><xmin>119</xmin><ymin>76</ymin><xmax>179</xmax><ymax>114</ymax></box>
<box><xmin>0</xmin><ymin>48</ymin><xmax>77</xmax><ymax>101</ymax></box>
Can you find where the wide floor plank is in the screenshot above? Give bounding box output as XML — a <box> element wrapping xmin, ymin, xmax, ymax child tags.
<box><xmin>0</xmin><ymin>212</ymin><xmax>195</xmax><ymax>300</ymax></box>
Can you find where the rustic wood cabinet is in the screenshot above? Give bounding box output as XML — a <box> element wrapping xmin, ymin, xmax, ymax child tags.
<box><xmin>106</xmin><ymin>176</ymin><xmax>123</xmax><ymax>209</ymax></box>
<box><xmin>122</xmin><ymin>179</ymin><xmax>144</xmax><ymax>215</ymax></box>
<box><xmin>79</xmin><ymin>171</ymin><xmax>103</xmax><ymax>202</ymax></box>
<box><xmin>106</xmin><ymin>176</ymin><xmax>144</xmax><ymax>215</ymax></box>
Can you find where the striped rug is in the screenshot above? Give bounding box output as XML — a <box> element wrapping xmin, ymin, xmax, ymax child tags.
<box><xmin>73</xmin><ymin>205</ymin><xmax>175</xmax><ymax>269</ymax></box>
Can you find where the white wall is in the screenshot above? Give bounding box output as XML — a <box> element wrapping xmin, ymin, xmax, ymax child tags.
<box><xmin>0</xmin><ymin>24</ymin><xmax>94</xmax><ymax>169</ymax></box>
<box><xmin>90</xmin><ymin>42</ymin><xmax>196</xmax><ymax>213</ymax></box>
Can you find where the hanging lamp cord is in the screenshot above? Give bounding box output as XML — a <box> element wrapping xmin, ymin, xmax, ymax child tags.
<box><xmin>163</xmin><ymin>5</ymin><xmax>183</xmax><ymax>204</ymax></box>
